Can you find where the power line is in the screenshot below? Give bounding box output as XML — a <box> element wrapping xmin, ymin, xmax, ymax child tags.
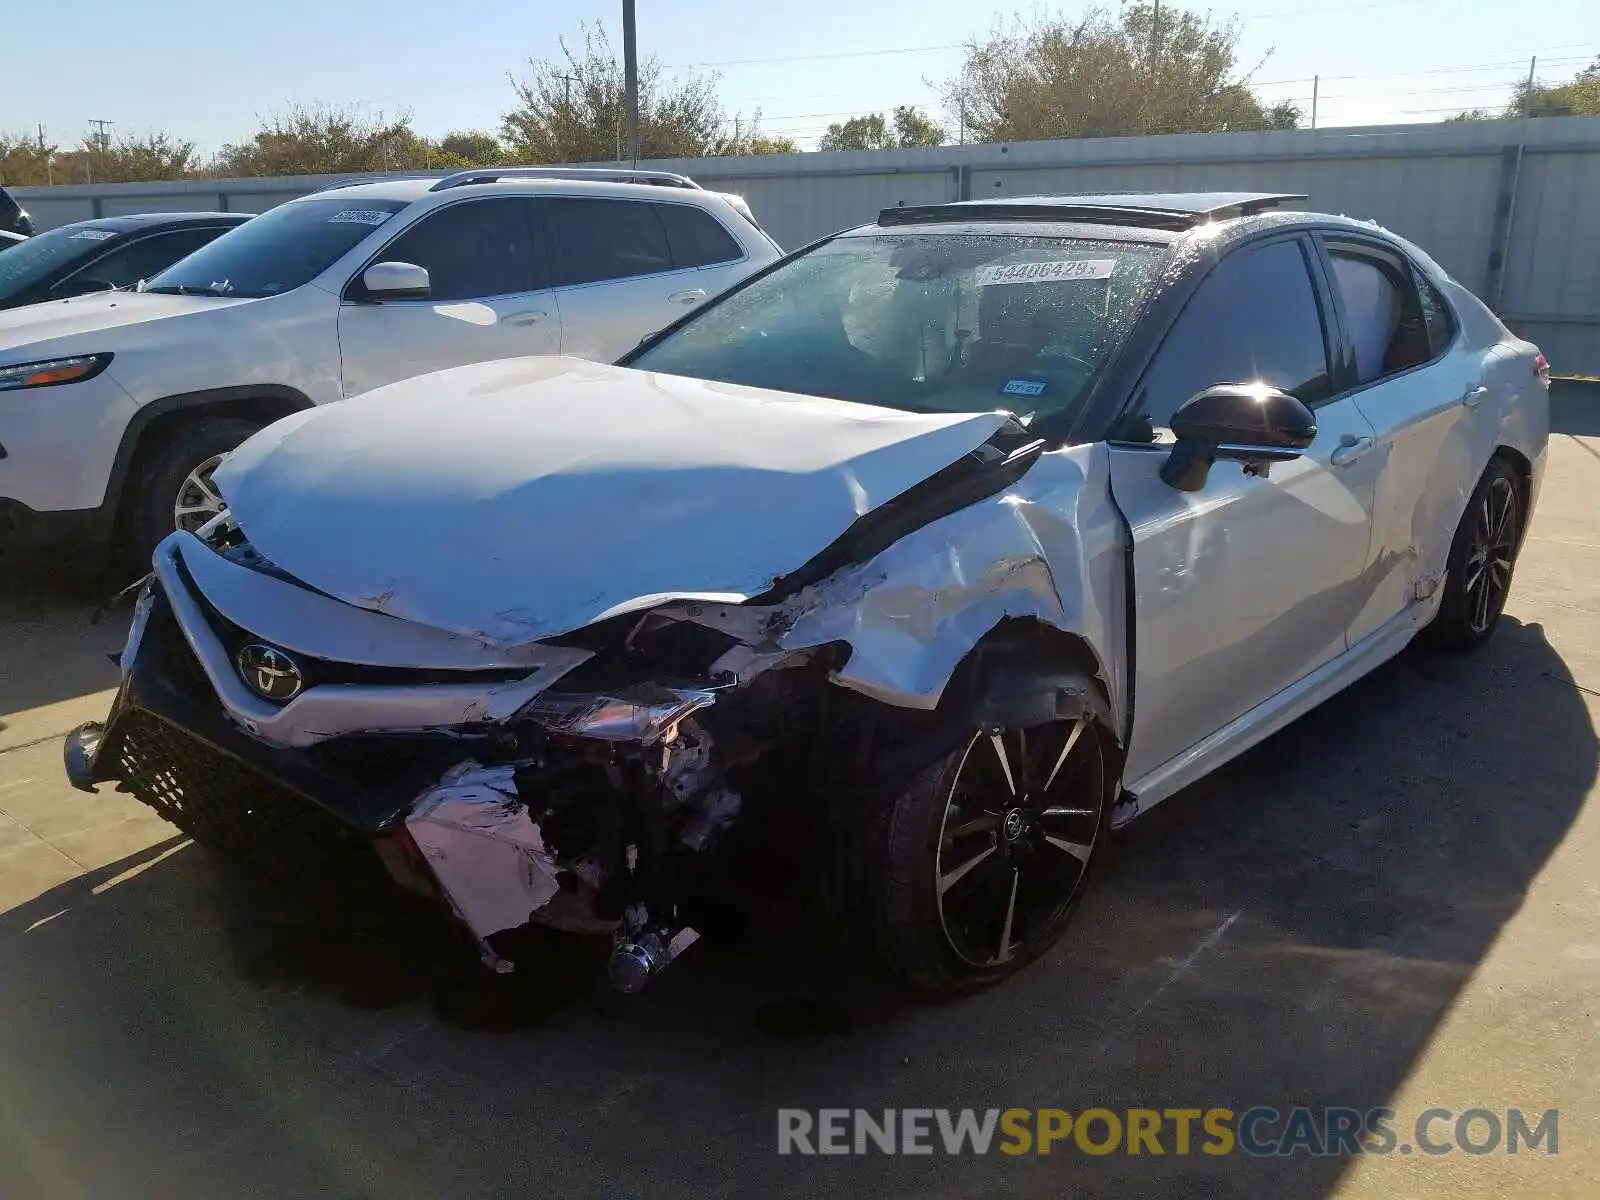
<box><xmin>668</xmin><ymin>43</ymin><xmax>963</xmax><ymax>70</ymax></box>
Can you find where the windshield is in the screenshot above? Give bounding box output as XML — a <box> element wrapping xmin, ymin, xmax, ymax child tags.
<box><xmin>632</xmin><ymin>231</ymin><xmax>1166</xmax><ymax>421</ymax></box>
<box><xmin>145</xmin><ymin>198</ymin><xmax>407</xmax><ymax>299</ymax></box>
<box><xmin>0</xmin><ymin>224</ymin><xmax>119</xmax><ymax>302</ymax></box>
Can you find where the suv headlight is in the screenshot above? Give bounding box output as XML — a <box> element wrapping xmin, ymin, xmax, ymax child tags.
<box><xmin>0</xmin><ymin>354</ymin><xmax>113</xmax><ymax>391</ymax></box>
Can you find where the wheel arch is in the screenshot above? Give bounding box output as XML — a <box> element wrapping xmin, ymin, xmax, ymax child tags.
<box><xmin>108</xmin><ymin>385</ymin><xmax>314</xmax><ymax>519</ymax></box>
<box><xmin>1489</xmin><ymin>443</ymin><xmax>1534</xmax><ymax>552</ymax></box>
<box><xmin>937</xmin><ymin>617</ymin><xmax>1119</xmax><ymax>746</ymax></box>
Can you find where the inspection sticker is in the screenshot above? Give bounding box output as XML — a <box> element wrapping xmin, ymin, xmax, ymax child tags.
<box><xmin>328</xmin><ymin>209</ymin><xmax>393</xmax><ymax>226</ymax></box>
<box><xmin>977</xmin><ymin>258</ymin><xmax>1116</xmax><ymax>286</ymax></box>
<box><xmin>1001</xmin><ymin>378</ymin><xmax>1048</xmax><ymax>397</ymax></box>
<box><xmin>69</xmin><ymin>229</ymin><xmax>118</xmax><ymax>241</ymax></box>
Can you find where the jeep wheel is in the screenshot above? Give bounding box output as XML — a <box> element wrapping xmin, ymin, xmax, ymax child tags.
<box><xmin>860</xmin><ymin>713</ymin><xmax>1112</xmax><ymax>998</ymax></box>
<box><xmin>125</xmin><ymin>418</ymin><xmax>261</xmax><ymax>566</ymax></box>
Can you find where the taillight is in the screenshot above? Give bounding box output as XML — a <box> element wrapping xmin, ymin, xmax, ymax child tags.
<box><xmin>1534</xmin><ymin>353</ymin><xmax>1551</xmax><ymax>386</ymax></box>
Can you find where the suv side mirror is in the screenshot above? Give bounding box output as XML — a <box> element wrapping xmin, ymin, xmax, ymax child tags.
<box><xmin>360</xmin><ymin>261</ymin><xmax>430</xmax><ymax>301</ymax></box>
<box><xmin>1160</xmin><ymin>383</ymin><xmax>1317</xmax><ymax>492</ymax></box>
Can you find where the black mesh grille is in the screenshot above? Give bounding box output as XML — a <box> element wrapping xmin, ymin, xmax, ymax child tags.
<box><xmin>109</xmin><ymin>709</ymin><xmax>389</xmax><ymax>895</ymax></box>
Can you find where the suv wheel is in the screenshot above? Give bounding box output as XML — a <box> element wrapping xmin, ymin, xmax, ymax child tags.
<box><xmin>125</xmin><ymin>418</ymin><xmax>261</xmax><ymax>566</ymax></box>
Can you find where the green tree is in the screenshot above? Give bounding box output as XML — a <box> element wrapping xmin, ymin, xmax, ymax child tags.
<box><xmin>429</xmin><ymin>129</ymin><xmax>506</xmax><ymax>167</ymax></box>
<box><xmin>743</xmin><ymin>134</ymin><xmax>800</xmax><ymax>155</ymax></box>
<box><xmin>943</xmin><ymin>5</ymin><xmax>1298</xmax><ymax>141</ymax></box>
<box><xmin>819</xmin><ymin>105</ymin><xmax>948</xmax><ymax>151</ymax></box>
<box><xmin>1507</xmin><ymin>57</ymin><xmax>1600</xmax><ymax>117</ymax></box>
<box><xmin>502</xmin><ymin>22</ymin><xmax>745</xmax><ymax>162</ymax></box>
<box><xmin>1444</xmin><ymin>108</ymin><xmax>1495</xmax><ymax>123</ymax></box>
<box><xmin>819</xmin><ymin>113</ymin><xmax>894</xmax><ymax>151</ymax></box>
<box><xmin>213</xmin><ymin>104</ymin><xmax>429</xmax><ymax>177</ymax></box>
<box><xmin>893</xmin><ymin>105</ymin><xmax>948</xmax><ymax>146</ymax></box>
<box><xmin>0</xmin><ymin>130</ymin><xmax>57</xmax><ymax>186</ymax></box>
<box><xmin>75</xmin><ymin>131</ymin><xmax>199</xmax><ymax>182</ymax></box>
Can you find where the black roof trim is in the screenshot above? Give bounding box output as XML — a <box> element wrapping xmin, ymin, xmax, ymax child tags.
<box><xmin>878</xmin><ymin>192</ymin><xmax>1307</xmax><ymax>231</ymax></box>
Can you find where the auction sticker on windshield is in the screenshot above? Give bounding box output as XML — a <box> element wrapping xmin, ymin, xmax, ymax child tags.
<box><xmin>70</xmin><ymin>230</ymin><xmax>118</xmax><ymax>241</ymax></box>
<box><xmin>977</xmin><ymin>259</ymin><xmax>1117</xmax><ymax>286</ymax></box>
<box><xmin>328</xmin><ymin>210</ymin><xmax>394</xmax><ymax>226</ymax></box>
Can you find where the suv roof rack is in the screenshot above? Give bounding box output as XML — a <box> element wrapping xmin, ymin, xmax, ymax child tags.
<box><xmin>877</xmin><ymin>192</ymin><xmax>1307</xmax><ymax>231</ymax></box>
<box><xmin>428</xmin><ymin>167</ymin><xmax>702</xmax><ymax>192</ymax></box>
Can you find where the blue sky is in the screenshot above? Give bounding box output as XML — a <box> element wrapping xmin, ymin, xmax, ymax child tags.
<box><xmin>7</xmin><ymin>0</ymin><xmax>1598</xmax><ymax>153</ymax></box>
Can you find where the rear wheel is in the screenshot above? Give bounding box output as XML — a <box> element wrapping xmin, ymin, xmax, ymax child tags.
<box><xmin>856</xmin><ymin>712</ymin><xmax>1112</xmax><ymax>998</ymax></box>
<box><xmin>1424</xmin><ymin>456</ymin><xmax>1524</xmax><ymax>651</ymax></box>
<box><xmin>124</xmin><ymin>418</ymin><xmax>261</xmax><ymax>566</ymax></box>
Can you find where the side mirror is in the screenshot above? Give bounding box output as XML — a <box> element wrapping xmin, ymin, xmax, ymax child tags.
<box><xmin>360</xmin><ymin>261</ymin><xmax>430</xmax><ymax>301</ymax></box>
<box><xmin>1159</xmin><ymin>383</ymin><xmax>1317</xmax><ymax>492</ymax></box>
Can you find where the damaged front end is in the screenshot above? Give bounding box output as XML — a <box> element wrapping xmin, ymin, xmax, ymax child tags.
<box><xmin>66</xmin><ymin>376</ymin><xmax>1128</xmax><ymax>993</ymax></box>
<box><xmin>67</xmin><ymin>531</ymin><xmax>849</xmax><ymax>987</ymax></box>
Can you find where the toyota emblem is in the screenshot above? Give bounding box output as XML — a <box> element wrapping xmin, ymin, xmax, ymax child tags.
<box><xmin>236</xmin><ymin>643</ymin><xmax>305</xmax><ymax>702</ymax></box>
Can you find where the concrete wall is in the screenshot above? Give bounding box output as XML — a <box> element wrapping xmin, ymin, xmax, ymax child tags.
<box><xmin>12</xmin><ymin>115</ymin><xmax>1600</xmax><ymax>370</ymax></box>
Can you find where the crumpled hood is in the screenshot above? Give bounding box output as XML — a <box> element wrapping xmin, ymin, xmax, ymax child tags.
<box><xmin>216</xmin><ymin>356</ymin><xmax>1012</xmax><ymax>645</ymax></box>
<box><xmin>0</xmin><ymin>289</ymin><xmax>254</xmax><ymax>355</ymax></box>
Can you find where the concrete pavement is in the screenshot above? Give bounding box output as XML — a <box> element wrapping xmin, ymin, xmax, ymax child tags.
<box><xmin>1</xmin><ymin>384</ymin><xmax>1597</xmax><ymax>1198</ymax></box>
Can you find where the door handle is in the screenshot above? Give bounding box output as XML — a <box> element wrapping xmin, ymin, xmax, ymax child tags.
<box><xmin>506</xmin><ymin>310</ymin><xmax>550</xmax><ymax>326</ymax></box>
<box><xmin>667</xmin><ymin>289</ymin><xmax>706</xmax><ymax>305</ymax></box>
<box><xmin>1461</xmin><ymin>385</ymin><xmax>1489</xmax><ymax>408</ymax></box>
<box><xmin>1330</xmin><ymin>435</ymin><xmax>1374</xmax><ymax>467</ymax></box>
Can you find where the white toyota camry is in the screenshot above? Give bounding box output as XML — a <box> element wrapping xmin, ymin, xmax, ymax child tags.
<box><xmin>66</xmin><ymin>192</ymin><xmax>1549</xmax><ymax>999</ymax></box>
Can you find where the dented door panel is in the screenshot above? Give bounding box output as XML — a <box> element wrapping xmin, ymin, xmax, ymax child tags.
<box><xmin>1108</xmin><ymin>397</ymin><xmax>1380</xmax><ymax>785</ymax></box>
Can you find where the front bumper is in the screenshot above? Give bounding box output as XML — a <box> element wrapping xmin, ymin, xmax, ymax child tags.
<box><xmin>66</xmin><ymin>585</ymin><xmax>465</xmax><ymax>897</ymax></box>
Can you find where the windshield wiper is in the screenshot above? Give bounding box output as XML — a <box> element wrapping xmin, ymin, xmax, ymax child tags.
<box><xmin>143</xmin><ymin>283</ymin><xmax>231</xmax><ymax>297</ymax></box>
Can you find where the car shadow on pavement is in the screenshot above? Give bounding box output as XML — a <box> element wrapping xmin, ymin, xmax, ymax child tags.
<box><xmin>0</xmin><ymin>553</ymin><xmax>126</xmax><ymax>725</ymax></box>
<box><xmin>0</xmin><ymin>617</ymin><xmax>1593</xmax><ymax>1199</ymax></box>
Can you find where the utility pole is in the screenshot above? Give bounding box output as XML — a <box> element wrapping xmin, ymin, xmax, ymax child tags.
<box><xmin>1521</xmin><ymin>54</ymin><xmax>1537</xmax><ymax>118</ymax></box>
<box><xmin>86</xmin><ymin>117</ymin><xmax>114</xmax><ymax>184</ymax></box>
<box><xmin>38</xmin><ymin>123</ymin><xmax>52</xmax><ymax>185</ymax></box>
<box><xmin>1311</xmin><ymin>76</ymin><xmax>1319</xmax><ymax>131</ymax></box>
<box><xmin>622</xmin><ymin>0</ymin><xmax>640</xmax><ymax>165</ymax></box>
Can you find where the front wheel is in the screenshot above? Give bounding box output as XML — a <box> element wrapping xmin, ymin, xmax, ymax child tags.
<box><xmin>123</xmin><ymin>418</ymin><xmax>261</xmax><ymax>567</ymax></box>
<box><xmin>1424</xmin><ymin>456</ymin><xmax>1524</xmax><ymax>651</ymax></box>
<box><xmin>861</xmin><ymin>713</ymin><xmax>1113</xmax><ymax>998</ymax></box>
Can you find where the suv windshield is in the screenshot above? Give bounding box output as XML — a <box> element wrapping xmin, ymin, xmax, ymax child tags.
<box><xmin>632</xmin><ymin>231</ymin><xmax>1166</xmax><ymax>421</ymax></box>
<box><xmin>145</xmin><ymin>198</ymin><xmax>408</xmax><ymax>299</ymax></box>
<box><xmin>0</xmin><ymin>224</ymin><xmax>119</xmax><ymax>302</ymax></box>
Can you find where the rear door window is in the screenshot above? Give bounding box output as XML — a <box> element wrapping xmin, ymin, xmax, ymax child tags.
<box><xmin>1325</xmin><ymin>243</ymin><xmax>1432</xmax><ymax>384</ymax></box>
<box><xmin>542</xmin><ymin>198</ymin><xmax>674</xmax><ymax>287</ymax></box>
<box><xmin>373</xmin><ymin>198</ymin><xmax>545</xmax><ymax>300</ymax></box>
<box><xmin>655</xmin><ymin>203</ymin><xmax>743</xmax><ymax>268</ymax></box>
<box><xmin>1414</xmin><ymin>272</ymin><xmax>1457</xmax><ymax>356</ymax></box>
<box><xmin>1121</xmin><ymin>237</ymin><xmax>1331</xmax><ymax>436</ymax></box>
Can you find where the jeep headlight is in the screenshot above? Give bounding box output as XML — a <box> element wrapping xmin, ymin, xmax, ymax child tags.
<box><xmin>0</xmin><ymin>354</ymin><xmax>113</xmax><ymax>391</ymax></box>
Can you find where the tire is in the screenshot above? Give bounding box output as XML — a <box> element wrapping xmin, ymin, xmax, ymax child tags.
<box><xmin>123</xmin><ymin>417</ymin><xmax>261</xmax><ymax>567</ymax></box>
<box><xmin>825</xmin><ymin>701</ymin><xmax>1114</xmax><ymax>999</ymax></box>
<box><xmin>1423</xmin><ymin>456</ymin><xmax>1524</xmax><ymax>652</ymax></box>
